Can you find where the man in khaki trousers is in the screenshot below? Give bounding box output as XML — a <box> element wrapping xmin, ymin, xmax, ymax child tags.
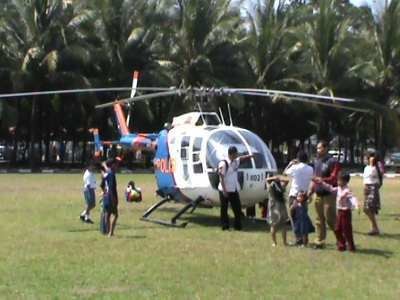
<box><xmin>312</xmin><ymin>141</ymin><xmax>341</xmax><ymax>249</ymax></box>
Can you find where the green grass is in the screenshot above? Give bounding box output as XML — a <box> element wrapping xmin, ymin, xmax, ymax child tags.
<box><xmin>0</xmin><ymin>174</ymin><xmax>399</xmax><ymax>299</ymax></box>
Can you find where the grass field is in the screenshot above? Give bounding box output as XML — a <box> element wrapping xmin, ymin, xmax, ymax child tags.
<box><xmin>0</xmin><ymin>173</ymin><xmax>399</xmax><ymax>299</ymax></box>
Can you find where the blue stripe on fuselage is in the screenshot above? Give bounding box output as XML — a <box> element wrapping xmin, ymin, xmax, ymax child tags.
<box><xmin>154</xmin><ymin>129</ymin><xmax>177</xmax><ymax>197</ymax></box>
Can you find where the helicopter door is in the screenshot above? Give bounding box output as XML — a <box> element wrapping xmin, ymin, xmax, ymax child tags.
<box><xmin>180</xmin><ymin>136</ymin><xmax>190</xmax><ymax>183</ymax></box>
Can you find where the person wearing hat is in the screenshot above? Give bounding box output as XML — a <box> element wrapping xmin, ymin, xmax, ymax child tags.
<box><xmin>218</xmin><ymin>146</ymin><xmax>254</xmax><ymax>231</ymax></box>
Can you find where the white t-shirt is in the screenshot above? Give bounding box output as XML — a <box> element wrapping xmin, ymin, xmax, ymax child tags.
<box><xmin>83</xmin><ymin>169</ymin><xmax>96</xmax><ymax>189</ymax></box>
<box><xmin>363</xmin><ymin>165</ymin><xmax>380</xmax><ymax>185</ymax></box>
<box><xmin>218</xmin><ymin>158</ymin><xmax>240</xmax><ymax>192</ymax></box>
<box><xmin>284</xmin><ymin>162</ymin><xmax>314</xmax><ymax>197</ymax></box>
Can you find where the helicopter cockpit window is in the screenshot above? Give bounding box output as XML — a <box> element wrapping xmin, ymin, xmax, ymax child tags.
<box><xmin>239</xmin><ymin>130</ymin><xmax>276</xmax><ymax>170</ymax></box>
<box><xmin>206</xmin><ymin>130</ymin><xmax>250</xmax><ymax>169</ymax></box>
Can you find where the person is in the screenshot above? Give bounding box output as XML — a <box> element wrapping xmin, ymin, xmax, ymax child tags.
<box><xmin>266</xmin><ymin>176</ymin><xmax>291</xmax><ymax>246</ymax></box>
<box><xmin>125</xmin><ymin>180</ymin><xmax>142</xmax><ymax>202</ymax></box>
<box><xmin>99</xmin><ymin>164</ymin><xmax>109</xmax><ymax>234</ymax></box>
<box><xmin>312</xmin><ymin>141</ymin><xmax>341</xmax><ymax>249</ymax></box>
<box><xmin>283</xmin><ymin>151</ymin><xmax>314</xmax><ymax>245</ymax></box>
<box><xmin>80</xmin><ymin>161</ymin><xmax>97</xmax><ymax>224</ymax></box>
<box><xmin>218</xmin><ymin>146</ymin><xmax>253</xmax><ymax>231</ymax></box>
<box><xmin>289</xmin><ymin>191</ymin><xmax>315</xmax><ymax>247</ymax></box>
<box><xmin>102</xmin><ymin>158</ymin><xmax>120</xmax><ymax>237</ymax></box>
<box><xmin>363</xmin><ymin>152</ymin><xmax>381</xmax><ymax>235</ymax></box>
<box><xmin>315</xmin><ymin>172</ymin><xmax>358</xmax><ymax>251</ymax></box>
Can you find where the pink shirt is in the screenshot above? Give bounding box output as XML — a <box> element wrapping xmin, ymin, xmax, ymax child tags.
<box><xmin>334</xmin><ymin>186</ymin><xmax>353</xmax><ymax>210</ymax></box>
<box><xmin>323</xmin><ymin>183</ymin><xmax>357</xmax><ymax>210</ymax></box>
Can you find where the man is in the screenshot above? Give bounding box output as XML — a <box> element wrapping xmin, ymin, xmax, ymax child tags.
<box><xmin>218</xmin><ymin>146</ymin><xmax>253</xmax><ymax>231</ymax></box>
<box><xmin>102</xmin><ymin>158</ymin><xmax>120</xmax><ymax>237</ymax></box>
<box><xmin>312</xmin><ymin>141</ymin><xmax>341</xmax><ymax>249</ymax></box>
<box><xmin>283</xmin><ymin>151</ymin><xmax>314</xmax><ymax>245</ymax></box>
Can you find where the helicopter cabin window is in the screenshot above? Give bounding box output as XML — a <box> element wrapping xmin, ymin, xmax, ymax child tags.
<box><xmin>180</xmin><ymin>136</ymin><xmax>191</xmax><ymax>181</ymax></box>
<box><xmin>192</xmin><ymin>137</ymin><xmax>203</xmax><ymax>174</ymax></box>
<box><xmin>197</xmin><ymin>114</ymin><xmax>221</xmax><ymax>126</ymax></box>
<box><xmin>206</xmin><ymin>130</ymin><xmax>251</xmax><ymax>169</ymax></box>
<box><xmin>180</xmin><ymin>136</ymin><xmax>190</xmax><ymax>160</ymax></box>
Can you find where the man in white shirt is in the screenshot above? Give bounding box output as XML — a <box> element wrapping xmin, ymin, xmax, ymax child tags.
<box><xmin>218</xmin><ymin>146</ymin><xmax>253</xmax><ymax>231</ymax></box>
<box><xmin>284</xmin><ymin>151</ymin><xmax>314</xmax><ymax>244</ymax></box>
<box><xmin>80</xmin><ymin>162</ymin><xmax>97</xmax><ymax>224</ymax></box>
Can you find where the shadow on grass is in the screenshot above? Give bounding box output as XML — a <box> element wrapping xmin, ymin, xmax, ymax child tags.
<box><xmin>355</xmin><ymin>248</ymin><xmax>394</xmax><ymax>259</ymax></box>
<box><xmin>115</xmin><ymin>234</ymin><xmax>146</xmax><ymax>240</ymax></box>
<box><xmin>354</xmin><ymin>230</ymin><xmax>400</xmax><ymax>241</ymax></box>
<box><xmin>67</xmin><ymin>227</ymin><xmax>99</xmax><ymax>233</ymax></box>
<box><xmin>179</xmin><ymin>213</ymin><xmax>268</xmax><ymax>232</ymax></box>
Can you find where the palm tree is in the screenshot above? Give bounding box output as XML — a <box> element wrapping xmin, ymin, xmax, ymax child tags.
<box><xmin>0</xmin><ymin>0</ymin><xmax>100</xmax><ymax>167</ymax></box>
<box><xmin>351</xmin><ymin>0</ymin><xmax>400</xmax><ymax>154</ymax></box>
<box><xmin>237</xmin><ymin>0</ymin><xmax>317</xmax><ymax>160</ymax></box>
<box><xmin>158</xmin><ymin>0</ymin><xmax>244</xmax><ymax>117</ymax></box>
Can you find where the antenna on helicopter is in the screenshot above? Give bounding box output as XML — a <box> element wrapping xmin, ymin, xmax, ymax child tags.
<box><xmin>228</xmin><ymin>103</ymin><xmax>233</xmax><ymax>126</ymax></box>
<box><xmin>197</xmin><ymin>102</ymin><xmax>207</xmax><ymax>125</ymax></box>
<box><xmin>218</xmin><ymin>107</ymin><xmax>226</xmax><ymax>125</ymax></box>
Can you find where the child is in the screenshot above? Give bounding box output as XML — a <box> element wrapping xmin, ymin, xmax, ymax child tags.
<box><xmin>125</xmin><ymin>181</ymin><xmax>142</xmax><ymax>202</ymax></box>
<box><xmin>266</xmin><ymin>176</ymin><xmax>291</xmax><ymax>247</ymax></box>
<box><xmin>80</xmin><ymin>162</ymin><xmax>97</xmax><ymax>224</ymax></box>
<box><xmin>314</xmin><ymin>172</ymin><xmax>358</xmax><ymax>252</ymax></box>
<box><xmin>289</xmin><ymin>191</ymin><xmax>315</xmax><ymax>247</ymax></box>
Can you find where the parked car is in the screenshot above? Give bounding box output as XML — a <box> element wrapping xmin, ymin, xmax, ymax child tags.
<box><xmin>387</xmin><ymin>152</ymin><xmax>400</xmax><ymax>166</ymax></box>
<box><xmin>0</xmin><ymin>145</ymin><xmax>6</xmax><ymax>161</ymax></box>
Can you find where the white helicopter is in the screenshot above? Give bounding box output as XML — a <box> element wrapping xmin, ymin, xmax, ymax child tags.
<box><xmin>0</xmin><ymin>73</ymin><xmax>369</xmax><ymax>227</ymax></box>
<box><xmin>94</xmin><ymin>75</ymin><xmax>369</xmax><ymax>227</ymax></box>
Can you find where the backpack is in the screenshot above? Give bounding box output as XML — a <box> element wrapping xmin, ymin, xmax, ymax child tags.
<box><xmin>376</xmin><ymin>164</ymin><xmax>383</xmax><ymax>188</ymax></box>
<box><xmin>209</xmin><ymin>160</ymin><xmax>229</xmax><ymax>189</ymax></box>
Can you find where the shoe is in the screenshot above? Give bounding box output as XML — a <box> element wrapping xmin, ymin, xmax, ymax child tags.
<box><xmin>222</xmin><ymin>227</ymin><xmax>229</xmax><ymax>231</ymax></box>
<box><xmin>84</xmin><ymin>218</ymin><xmax>94</xmax><ymax>224</ymax></box>
<box><xmin>313</xmin><ymin>244</ymin><xmax>325</xmax><ymax>249</ymax></box>
<box><xmin>80</xmin><ymin>215</ymin><xmax>85</xmax><ymax>222</ymax></box>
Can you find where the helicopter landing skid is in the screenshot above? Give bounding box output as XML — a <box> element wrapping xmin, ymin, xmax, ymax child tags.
<box><xmin>141</xmin><ymin>196</ymin><xmax>204</xmax><ymax>228</ymax></box>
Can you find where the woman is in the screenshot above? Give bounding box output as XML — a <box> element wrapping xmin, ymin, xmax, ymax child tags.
<box><xmin>363</xmin><ymin>153</ymin><xmax>382</xmax><ymax>235</ymax></box>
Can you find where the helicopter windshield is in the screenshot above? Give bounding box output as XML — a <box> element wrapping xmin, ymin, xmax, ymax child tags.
<box><xmin>206</xmin><ymin>130</ymin><xmax>250</xmax><ymax>169</ymax></box>
<box><xmin>239</xmin><ymin>130</ymin><xmax>277</xmax><ymax>170</ymax></box>
<box><xmin>206</xmin><ymin>129</ymin><xmax>277</xmax><ymax>170</ymax></box>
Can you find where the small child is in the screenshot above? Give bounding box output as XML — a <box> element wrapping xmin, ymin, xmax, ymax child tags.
<box><xmin>266</xmin><ymin>176</ymin><xmax>291</xmax><ymax>247</ymax></box>
<box><xmin>80</xmin><ymin>162</ymin><xmax>97</xmax><ymax>224</ymax></box>
<box><xmin>289</xmin><ymin>191</ymin><xmax>315</xmax><ymax>247</ymax></box>
<box><xmin>125</xmin><ymin>181</ymin><xmax>142</xmax><ymax>202</ymax></box>
<box><xmin>314</xmin><ymin>172</ymin><xmax>358</xmax><ymax>252</ymax></box>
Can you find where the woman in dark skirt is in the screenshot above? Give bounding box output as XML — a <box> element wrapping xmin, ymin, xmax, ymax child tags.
<box><xmin>363</xmin><ymin>153</ymin><xmax>382</xmax><ymax>235</ymax></box>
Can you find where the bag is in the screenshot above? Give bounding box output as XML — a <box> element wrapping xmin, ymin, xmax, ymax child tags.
<box><xmin>376</xmin><ymin>164</ymin><xmax>383</xmax><ymax>188</ymax></box>
<box><xmin>99</xmin><ymin>209</ymin><xmax>108</xmax><ymax>234</ymax></box>
<box><xmin>209</xmin><ymin>160</ymin><xmax>229</xmax><ymax>189</ymax></box>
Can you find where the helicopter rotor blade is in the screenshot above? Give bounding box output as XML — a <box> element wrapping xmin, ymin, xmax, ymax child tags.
<box><xmin>235</xmin><ymin>91</ymin><xmax>370</xmax><ymax>113</ymax></box>
<box><xmin>0</xmin><ymin>87</ymin><xmax>171</xmax><ymax>99</ymax></box>
<box><xmin>225</xmin><ymin>88</ymin><xmax>355</xmax><ymax>103</ymax></box>
<box><xmin>95</xmin><ymin>89</ymin><xmax>184</xmax><ymax>109</ymax></box>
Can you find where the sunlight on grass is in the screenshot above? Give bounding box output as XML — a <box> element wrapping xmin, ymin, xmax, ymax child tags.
<box><xmin>0</xmin><ymin>174</ymin><xmax>399</xmax><ymax>299</ymax></box>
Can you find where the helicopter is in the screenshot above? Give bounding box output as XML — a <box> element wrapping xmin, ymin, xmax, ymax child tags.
<box><xmin>93</xmin><ymin>73</ymin><xmax>369</xmax><ymax>228</ymax></box>
<box><xmin>0</xmin><ymin>72</ymin><xmax>369</xmax><ymax>228</ymax></box>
